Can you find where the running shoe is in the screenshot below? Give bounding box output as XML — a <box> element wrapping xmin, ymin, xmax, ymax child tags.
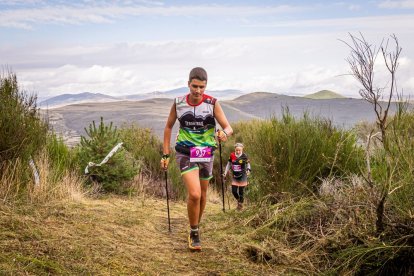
<box><xmin>188</xmin><ymin>229</ymin><xmax>201</xmax><ymax>251</ymax></box>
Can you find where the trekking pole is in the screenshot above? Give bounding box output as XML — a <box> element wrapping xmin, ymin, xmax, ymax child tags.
<box><xmin>164</xmin><ymin>170</ymin><xmax>171</xmax><ymax>232</ymax></box>
<box><xmin>219</xmin><ymin>140</ymin><xmax>225</xmax><ymax>213</ymax></box>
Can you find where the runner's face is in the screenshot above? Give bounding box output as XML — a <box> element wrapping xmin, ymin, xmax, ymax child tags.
<box><xmin>188</xmin><ymin>79</ymin><xmax>206</xmax><ymax>101</ymax></box>
<box><xmin>235</xmin><ymin>147</ymin><xmax>243</xmax><ymax>155</ymax></box>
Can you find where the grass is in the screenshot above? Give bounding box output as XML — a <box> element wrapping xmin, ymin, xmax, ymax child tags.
<box><xmin>0</xmin><ymin>194</ymin><xmax>281</xmax><ymax>275</ymax></box>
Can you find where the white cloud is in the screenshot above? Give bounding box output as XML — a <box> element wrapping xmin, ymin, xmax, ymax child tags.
<box><xmin>348</xmin><ymin>4</ymin><xmax>361</xmax><ymax>11</ymax></box>
<box><xmin>0</xmin><ymin>3</ymin><xmax>304</xmax><ymax>29</ymax></box>
<box><xmin>11</xmin><ymin>30</ymin><xmax>414</xmax><ymax>98</ymax></box>
<box><xmin>4</xmin><ymin>34</ymin><xmax>363</xmax><ymax>97</ymax></box>
<box><xmin>0</xmin><ymin>0</ymin><xmax>45</xmax><ymax>5</ymax></box>
<box><xmin>245</xmin><ymin>14</ymin><xmax>414</xmax><ymax>33</ymax></box>
<box><xmin>379</xmin><ymin>0</ymin><xmax>414</xmax><ymax>9</ymax></box>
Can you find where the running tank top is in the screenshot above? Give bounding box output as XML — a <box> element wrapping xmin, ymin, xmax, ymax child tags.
<box><xmin>175</xmin><ymin>94</ymin><xmax>217</xmax><ymax>150</ymax></box>
<box><xmin>229</xmin><ymin>152</ymin><xmax>250</xmax><ymax>180</ymax></box>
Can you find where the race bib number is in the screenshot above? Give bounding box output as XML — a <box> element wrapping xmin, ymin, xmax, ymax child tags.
<box><xmin>232</xmin><ymin>164</ymin><xmax>242</xmax><ymax>172</ymax></box>
<box><xmin>190</xmin><ymin>146</ymin><xmax>212</xmax><ymax>162</ymax></box>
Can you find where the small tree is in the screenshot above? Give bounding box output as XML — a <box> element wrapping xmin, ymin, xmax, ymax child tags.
<box><xmin>343</xmin><ymin>33</ymin><xmax>402</xmax><ymax>234</ymax></box>
<box><xmin>78</xmin><ymin>117</ymin><xmax>136</xmax><ymax>193</ymax></box>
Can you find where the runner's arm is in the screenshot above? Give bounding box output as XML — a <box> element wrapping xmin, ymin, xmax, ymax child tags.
<box><xmin>163</xmin><ymin>102</ymin><xmax>177</xmax><ymax>156</ymax></box>
<box><xmin>214</xmin><ymin>101</ymin><xmax>233</xmax><ymax>138</ymax></box>
<box><xmin>246</xmin><ymin>162</ymin><xmax>251</xmax><ymax>175</ymax></box>
<box><xmin>223</xmin><ymin>162</ymin><xmax>231</xmax><ymax>176</ymax></box>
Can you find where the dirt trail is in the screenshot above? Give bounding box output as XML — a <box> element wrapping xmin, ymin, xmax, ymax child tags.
<box><xmin>0</xmin><ymin>196</ymin><xmax>276</xmax><ymax>275</ymax></box>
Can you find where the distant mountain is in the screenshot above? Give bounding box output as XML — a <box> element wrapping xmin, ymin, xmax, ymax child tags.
<box><xmin>122</xmin><ymin>87</ymin><xmax>189</xmax><ymax>101</ymax></box>
<box><xmin>41</xmin><ymin>88</ymin><xmax>246</xmax><ymax>108</ymax></box>
<box><xmin>304</xmin><ymin>90</ymin><xmax>345</xmax><ymax>99</ymax></box>
<box><xmin>224</xmin><ymin>91</ymin><xmax>399</xmax><ymax>129</ymax></box>
<box><xmin>233</xmin><ymin>91</ymin><xmax>289</xmax><ymax>101</ymax></box>
<box><xmin>206</xmin><ymin>89</ymin><xmax>246</xmax><ymax>100</ymax></box>
<box><xmin>39</xmin><ymin>92</ymin><xmax>120</xmax><ymax>108</ymax></box>
<box><xmin>124</xmin><ymin>87</ymin><xmax>245</xmax><ymax>101</ymax></box>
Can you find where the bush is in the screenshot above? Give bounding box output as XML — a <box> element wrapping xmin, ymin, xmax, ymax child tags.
<box><xmin>119</xmin><ymin>123</ymin><xmax>185</xmax><ymax>199</ymax></box>
<box><xmin>0</xmin><ymin>71</ymin><xmax>48</xmax><ymax>200</ymax></box>
<box><xmin>374</xmin><ymin>110</ymin><xmax>414</xmax><ymax>220</ymax></box>
<box><xmin>45</xmin><ymin>133</ymin><xmax>79</xmax><ymax>183</ymax></box>
<box><xmin>214</xmin><ymin>111</ymin><xmax>363</xmax><ymax>200</ymax></box>
<box><xmin>77</xmin><ymin>118</ymin><xmax>136</xmax><ymax>193</ymax></box>
<box><xmin>119</xmin><ymin>124</ymin><xmax>163</xmax><ymax>177</ymax></box>
<box><xmin>0</xmin><ymin>71</ymin><xmax>48</xmax><ymax>164</ymax></box>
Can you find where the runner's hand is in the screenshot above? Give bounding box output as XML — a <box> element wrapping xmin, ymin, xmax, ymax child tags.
<box><xmin>247</xmin><ymin>169</ymin><xmax>251</xmax><ymax>176</ymax></box>
<box><xmin>216</xmin><ymin>130</ymin><xmax>228</xmax><ymax>142</ymax></box>
<box><xmin>160</xmin><ymin>155</ymin><xmax>170</xmax><ymax>170</ymax></box>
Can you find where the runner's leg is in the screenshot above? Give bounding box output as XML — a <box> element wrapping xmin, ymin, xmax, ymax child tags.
<box><xmin>182</xmin><ymin>169</ymin><xmax>201</xmax><ymax>227</ymax></box>
<box><xmin>199</xmin><ymin>179</ymin><xmax>209</xmax><ymax>223</ymax></box>
<box><xmin>232</xmin><ymin>185</ymin><xmax>239</xmax><ymax>201</ymax></box>
<box><xmin>239</xmin><ymin>186</ymin><xmax>245</xmax><ymax>203</ymax></box>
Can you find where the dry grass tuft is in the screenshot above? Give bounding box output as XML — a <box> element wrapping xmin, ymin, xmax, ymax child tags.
<box><xmin>29</xmin><ymin>150</ymin><xmax>87</xmax><ymax>203</ymax></box>
<box><xmin>206</xmin><ymin>175</ymin><xmax>396</xmax><ymax>274</ymax></box>
<box><xmin>0</xmin><ymin>151</ymin><xmax>87</xmax><ymax>204</ymax></box>
<box><xmin>0</xmin><ymin>159</ymin><xmax>24</xmax><ymax>202</ymax></box>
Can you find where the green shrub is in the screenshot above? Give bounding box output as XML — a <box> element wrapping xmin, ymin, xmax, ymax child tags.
<box><xmin>215</xmin><ymin>111</ymin><xmax>363</xmax><ymax>200</ymax></box>
<box><xmin>119</xmin><ymin>124</ymin><xmax>185</xmax><ymax>199</ymax></box>
<box><xmin>0</xmin><ymin>71</ymin><xmax>48</xmax><ymax>164</ymax></box>
<box><xmin>45</xmin><ymin>133</ymin><xmax>78</xmax><ymax>183</ymax></box>
<box><xmin>77</xmin><ymin>118</ymin><xmax>136</xmax><ymax>193</ymax></box>
<box><xmin>373</xmin><ymin>110</ymin><xmax>414</xmax><ymax>220</ymax></box>
<box><xmin>119</xmin><ymin>124</ymin><xmax>162</xmax><ymax>177</ymax></box>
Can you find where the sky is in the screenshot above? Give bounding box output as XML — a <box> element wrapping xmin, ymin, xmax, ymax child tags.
<box><xmin>1</xmin><ymin>0</ymin><xmax>414</xmax><ymax>100</ymax></box>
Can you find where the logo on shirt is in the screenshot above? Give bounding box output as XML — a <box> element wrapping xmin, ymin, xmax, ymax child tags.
<box><xmin>185</xmin><ymin>121</ymin><xmax>204</xmax><ymax>127</ymax></box>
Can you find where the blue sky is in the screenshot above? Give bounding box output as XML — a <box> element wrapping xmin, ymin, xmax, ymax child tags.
<box><xmin>1</xmin><ymin>0</ymin><xmax>414</xmax><ymax>99</ymax></box>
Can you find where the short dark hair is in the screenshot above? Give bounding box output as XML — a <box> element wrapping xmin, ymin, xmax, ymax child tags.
<box><xmin>189</xmin><ymin>67</ymin><xmax>208</xmax><ymax>82</ymax></box>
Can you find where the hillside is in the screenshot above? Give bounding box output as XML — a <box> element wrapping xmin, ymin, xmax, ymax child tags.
<box><xmin>44</xmin><ymin>91</ymin><xmax>400</xmax><ymax>146</ymax></box>
<box><xmin>225</xmin><ymin>91</ymin><xmax>397</xmax><ymax>129</ymax></box>
<box><xmin>39</xmin><ymin>92</ymin><xmax>120</xmax><ymax>108</ymax></box>
<box><xmin>304</xmin><ymin>90</ymin><xmax>346</xmax><ymax>99</ymax></box>
<box><xmin>40</xmin><ymin>89</ymin><xmax>245</xmax><ymax>108</ymax></box>
<box><xmin>0</xmin><ymin>196</ymin><xmax>279</xmax><ymax>275</ymax></box>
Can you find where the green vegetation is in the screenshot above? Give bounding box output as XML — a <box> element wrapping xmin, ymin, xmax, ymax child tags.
<box><xmin>77</xmin><ymin>117</ymin><xmax>136</xmax><ymax>193</ymax></box>
<box><xmin>0</xmin><ymin>71</ymin><xmax>48</xmax><ymax>168</ymax></box>
<box><xmin>0</xmin><ymin>72</ymin><xmax>48</xmax><ymax>164</ymax></box>
<box><xmin>0</xmin><ymin>71</ymin><xmax>84</xmax><ymax>203</ymax></box>
<box><xmin>386</xmin><ymin>111</ymin><xmax>414</xmax><ymax>216</ymax></box>
<box><xmin>304</xmin><ymin>89</ymin><xmax>346</xmax><ymax>99</ymax></box>
<box><xmin>118</xmin><ymin>123</ymin><xmax>185</xmax><ymax>199</ymax></box>
<box><xmin>215</xmin><ymin>111</ymin><xmax>363</xmax><ymax>200</ymax></box>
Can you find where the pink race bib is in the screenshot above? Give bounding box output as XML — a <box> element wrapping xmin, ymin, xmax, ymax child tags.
<box><xmin>190</xmin><ymin>146</ymin><xmax>212</xmax><ymax>162</ymax></box>
<box><xmin>232</xmin><ymin>164</ymin><xmax>242</xmax><ymax>172</ymax></box>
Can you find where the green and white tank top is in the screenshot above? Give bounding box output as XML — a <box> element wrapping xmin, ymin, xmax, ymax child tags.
<box><xmin>175</xmin><ymin>94</ymin><xmax>217</xmax><ymax>150</ymax></box>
